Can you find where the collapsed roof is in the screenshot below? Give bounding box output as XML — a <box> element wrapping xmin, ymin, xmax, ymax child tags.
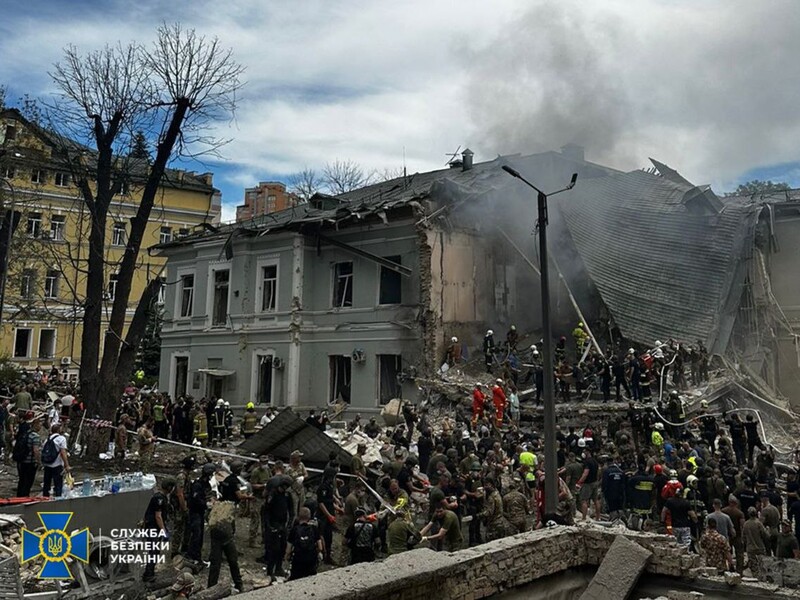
<box><xmin>556</xmin><ymin>162</ymin><xmax>764</xmax><ymax>354</ymax></box>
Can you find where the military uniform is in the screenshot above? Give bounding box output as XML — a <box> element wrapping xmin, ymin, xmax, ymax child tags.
<box><xmin>287</xmin><ymin>461</ymin><xmax>308</xmax><ymax>516</ymax></box>
<box><xmin>171</xmin><ymin>469</ymin><xmax>192</xmax><ymax>557</ymax></box>
<box><xmin>481</xmin><ymin>489</ymin><xmax>510</xmax><ymax>541</ymax></box>
<box><xmin>248</xmin><ymin>464</ymin><xmax>271</xmax><ymax>546</ymax></box>
<box><xmin>503</xmin><ymin>489</ymin><xmax>529</xmax><ymax>533</ymax></box>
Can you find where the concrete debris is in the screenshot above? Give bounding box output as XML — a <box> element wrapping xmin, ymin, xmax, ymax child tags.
<box><xmin>579</xmin><ymin>535</ymin><xmax>652</xmax><ymax>600</ymax></box>
<box><xmin>724</xmin><ymin>571</ymin><xmax>742</xmax><ymax>586</ymax></box>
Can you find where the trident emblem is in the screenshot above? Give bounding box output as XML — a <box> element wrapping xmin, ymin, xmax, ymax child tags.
<box><xmin>21</xmin><ymin>513</ymin><xmax>89</xmax><ymax>579</ymax></box>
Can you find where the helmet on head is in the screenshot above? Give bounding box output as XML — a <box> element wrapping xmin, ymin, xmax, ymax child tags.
<box><xmin>224</xmin><ymin>401</ymin><xmax>230</xmax><ymax>407</ymax></box>
<box><xmin>687</xmin><ymin>474</ymin><xmax>698</xmax><ymax>487</ymax></box>
<box><xmin>496</xmin><ymin>378</ymin><xmax>503</xmax><ymax>384</ymax></box>
<box><xmin>577</xmin><ymin>438</ymin><xmax>587</xmax><ymax>448</ymax></box>
<box><xmin>653</xmin><ymin>464</ymin><xmax>663</xmax><ymax>475</ymax></box>
<box><xmin>510</xmin><ymin>325</ymin><xmax>516</xmax><ymax>331</ymax></box>
<box><xmin>216</xmin><ymin>399</ymin><xmax>224</xmax><ymax>407</ymax></box>
<box><xmin>533</xmin><ymin>349</ymin><xmax>539</xmax><ymax>355</ymax></box>
<box><xmin>487</xmin><ymin>329</ymin><xmax>493</xmax><ymax>336</ymax></box>
<box><xmin>246</xmin><ymin>401</ymin><xmax>255</xmax><ymax>410</ymax></box>
<box><xmin>700</xmin><ymin>400</ymin><xmax>709</xmax><ymax>409</ymax></box>
<box><xmin>451</xmin><ymin>336</ymin><xmax>458</xmax><ymax>343</ymax></box>
<box><xmin>655</xmin><ymin>340</ymin><xmax>663</xmax><ymax>347</ymax></box>
<box><xmin>669</xmin><ymin>469</ymin><xmax>678</xmax><ymax>479</ymax></box>
<box><xmin>627</xmin><ymin>348</ymin><xmax>635</xmax><ymax>355</ymax></box>
<box><xmin>669</xmin><ymin>391</ymin><xmax>679</xmax><ymax>399</ymax></box>
<box><xmin>654</xmin><ymin>422</ymin><xmax>664</xmax><ymax>430</ymax></box>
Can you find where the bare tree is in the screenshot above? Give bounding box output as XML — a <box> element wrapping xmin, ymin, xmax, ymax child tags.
<box><xmin>48</xmin><ymin>23</ymin><xmax>244</xmax><ymax>417</ymax></box>
<box><xmin>288</xmin><ymin>167</ymin><xmax>321</xmax><ymax>202</ymax></box>
<box><xmin>322</xmin><ymin>159</ymin><xmax>374</xmax><ymax>195</ymax></box>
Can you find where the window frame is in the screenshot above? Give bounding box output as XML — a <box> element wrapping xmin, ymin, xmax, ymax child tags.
<box><xmin>177</xmin><ymin>271</ymin><xmax>195</xmax><ymax>318</ymax></box>
<box><xmin>50</xmin><ymin>215</ymin><xmax>66</xmax><ymax>241</ymax></box>
<box><xmin>20</xmin><ymin>269</ymin><xmax>35</xmax><ymax>299</ymax></box>
<box><xmin>159</xmin><ymin>226</ymin><xmax>172</xmax><ymax>245</ymax></box>
<box><xmin>257</xmin><ymin>259</ymin><xmax>279</xmax><ymax>313</ymax></box>
<box><xmin>30</xmin><ymin>169</ymin><xmax>45</xmax><ymax>184</ymax></box>
<box><xmin>3</xmin><ymin>166</ymin><xmax>15</xmax><ymax>180</ymax></box>
<box><xmin>27</xmin><ymin>213</ymin><xmax>42</xmax><ymax>238</ymax></box>
<box><xmin>38</xmin><ymin>329</ymin><xmax>57</xmax><ymax>359</ymax></box>
<box><xmin>54</xmin><ymin>172</ymin><xmax>70</xmax><ymax>187</ymax></box>
<box><xmin>377</xmin><ymin>354</ymin><xmax>403</xmax><ymax>405</ymax></box>
<box><xmin>332</xmin><ymin>261</ymin><xmax>354</xmax><ymax>308</ymax></box>
<box><xmin>13</xmin><ymin>328</ymin><xmax>32</xmax><ymax>358</ymax></box>
<box><xmin>208</xmin><ymin>265</ymin><xmax>231</xmax><ymax>328</ymax></box>
<box><xmin>378</xmin><ymin>255</ymin><xmax>403</xmax><ymax>306</ymax></box>
<box><xmin>329</xmin><ymin>355</ymin><xmax>352</xmax><ymax>404</ymax></box>
<box><xmin>107</xmin><ymin>273</ymin><xmax>119</xmax><ymax>301</ymax></box>
<box><xmin>112</xmin><ymin>222</ymin><xmax>127</xmax><ymax>246</ymax></box>
<box><xmin>44</xmin><ymin>270</ymin><xmax>60</xmax><ymax>299</ymax></box>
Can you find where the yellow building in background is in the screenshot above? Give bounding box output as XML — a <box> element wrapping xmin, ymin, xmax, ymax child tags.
<box><xmin>0</xmin><ymin>108</ymin><xmax>221</xmax><ymax>378</ymax></box>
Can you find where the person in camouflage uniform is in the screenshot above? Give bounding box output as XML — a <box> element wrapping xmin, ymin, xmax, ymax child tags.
<box><xmin>248</xmin><ymin>455</ymin><xmax>271</xmax><ymax>547</ymax></box>
<box><xmin>287</xmin><ymin>450</ymin><xmax>308</xmax><ymax>517</ymax></box>
<box><xmin>503</xmin><ymin>479</ymin><xmax>530</xmax><ymax>533</ymax></box>
<box><xmin>480</xmin><ymin>478</ymin><xmax>511</xmax><ymax>541</ymax></box>
<box><xmin>171</xmin><ymin>456</ymin><xmax>196</xmax><ymax>558</ymax></box>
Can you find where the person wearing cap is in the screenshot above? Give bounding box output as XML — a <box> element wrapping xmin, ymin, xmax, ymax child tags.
<box><xmin>386</xmin><ymin>506</ymin><xmax>420</xmax><ymax>555</ymax></box>
<box><xmin>14</xmin><ymin>412</ymin><xmax>42</xmax><ymax>497</ymax></box>
<box><xmin>142</xmin><ymin>477</ymin><xmax>176</xmax><ymax>581</ymax></box>
<box><xmin>171</xmin><ymin>456</ymin><xmax>196</xmax><ymax>558</ymax></box>
<box><xmin>776</xmin><ymin>519</ymin><xmax>800</xmax><ymax>559</ymax></box>
<box><xmin>287</xmin><ymin>450</ymin><xmax>308</xmax><ymax>517</ymax></box>
<box><xmin>166</xmin><ymin>571</ymin><xmax>194</xmax><ymax>600</ymax></box>
<box><xmin>137</xmin><ymin>417</ymin><xmax>156</xmax><ymax>474</ymax></box>
<box><xmin>316</xmin><ymin>464</ymin><xmax>343</xmax><ymax>565</ymax></box>
<box><xmin>364</xmin><ymin>416</ymin><xmax>381</xmax><ymax>439</ymax></box>
<box><xmin>248</xmin><ymin>455</ymin><xmax>271</xmax><ymax>547</ymax></box>
<box><xmin>743</xmin><ymin>506</ymin><xmax>769</xmax><ymax>576</ymax></box>
<box><xmin>186</xmin><ymin>463</ymin><xmax>216</xmax><ymax>563</ymax></box>
<box><xmin>483</xmin><ymin>329</ymin><xmax>496</xmax><ymax>373</ymax></box>
<box><xmin>344</xmin><ymin>507</ymin><xmax>377</xmax><ymax>564</ymax></box>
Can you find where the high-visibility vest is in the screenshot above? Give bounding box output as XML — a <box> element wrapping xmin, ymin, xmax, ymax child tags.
<box><xmin>194</xmin><ymin>414</ymin><xmax>208</xmax><ymax>439</ymax></box>
<box><xmin>242</xmin><ymin>412</ymin><xmax>258</xmax><ymax>434</ymax></box>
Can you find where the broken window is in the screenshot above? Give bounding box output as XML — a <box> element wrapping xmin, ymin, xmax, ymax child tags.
<box><xmin>212</xmin><ymin>269</ymin><xmax>229</xmax><ymax>327</ymax></box>
<box><xmin>261</xmin><ymin>264</ymin><xmax>277</xmax><ymax>312</ymax></box>
<box><xmin>44</xmin><ymin>270</ymin><xmax>60</xmax><ymax>299</ymax></box>
<box><xmin>27</xmin><ymin>213</ymin><xmax>42</xmax><ymax>238</ymax></box>
<box><xmin>112</xmin><ymin>222</ymin><xmax>126</xmax><ymax>246</ymax></box>
<box><xmin>379</xmin><ymin>255</ymin><xmax>402</xmax><ymax>305</ymax></box>
<box><xmin>257</xmin><ymin>355</ymin><xmax>273</xmax><ymax>404</ymax></box>
<box><xmin>333</xmin><ymin>261</ymin><xmax>353</xmax><ymax>308</ymax></box>
<box><xmin>179</xmin><ymin>273</ymin><xmax>194</xmax><ymax>317</ymax></box>
<box><xmin>13</xmin><ymin>328</ymin><xmax>31</xmax><ymax>358</ymax></box>
<box><xmin>378</xmin><ymin>354</ymin><xmax>402</xmax><ymax>405</ymax></box>
<box><xmin>329</xmin><ymin>355</ymin><xmax>352</xmax><ymax>403</ymax></box>
<box><xmin>50</xmin><ymin>215</ymin><xmax>65</xmax><ymax>241</ymax></box>
<box><xmin>4</xmin><ymin>125</ymin><xmax>17</xmax><ymax>142</ymax></box>
<box><xmin>38</xmin><ymin>329</ymin><xmax>56</xmax><ymax>359</ymax></box>
<box><xmin>174</xmin><ymin>356</ymin><xmax>188</xmax><ymax>398</ymax></box>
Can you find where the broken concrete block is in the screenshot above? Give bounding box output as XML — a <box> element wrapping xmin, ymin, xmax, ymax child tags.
<box><xmin>723</xmin><ymin>571</ymin><xmax>742</xmax><ymax>586</ymax></box>
<box><xmin>667</xmin><ymin>591</ymin><xmax>704</xmax><ymax>600</ymax></box>
<box><xmin>579</xmin><ymin>535</ymin><xmax>652</xmax><ymax>600</ymax></box>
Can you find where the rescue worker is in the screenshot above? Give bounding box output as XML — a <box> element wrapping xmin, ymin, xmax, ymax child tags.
<box><xmin>193</xmin><ymin>409</ymin><xmax>208</xmax><ymax>447</ymax></box>
<box><xmin>491</xmin><ymin>380</ymin><xmax>506</xmax><ymax>429</ymax></box>
<box><xmin>287</xmin><ymin>450</ymin><xmax>308</xmax><ymax>517</ymax></box>
<box><xmin>212</xmin><ymin>399</ymin><xmax>226</xmax><ymax>445</ymax></box>
<box><xmin>351</xmin><ymin>443</ymin><xmax>367</xmax><ymax>479</ymax></box>
<box><xmin>471</xmin><ymin>383</ymin><xmax>487</xmax><ymax>429</ymax></box>
<box><xmin>601</xmin><ymin>456</ymin><xmax>626</xmax><ymax>519</ymax></box>
<box><xmin>242</xmin><ymin>402</ymin><xmax>258</xmax><ymax>439</ymax></box>
<box><xmin>142</xmin><ymin>477</ymin><xmax>175</xmax><ymax>581</ymax></box>
<box><xmin>572</xmin><ymin>322</ymin><xmax>589</xmax><ymax>356</ymax></box>
<box><xmin>171</xmin><ymin>456</ymin><xmax>196</xmax><ymax>558</ymax></box>
<box><xmin>224</xmin><ymin>401</ymin><xmax>234</xmax><ymax>438</ymax></box>
<box><xmin>114</xmin><ymin>415</ymin><xmax>131</xmax><ymax>470</ymax></box>
<box><xmin>483</xmin><ymin>329</ymin><xmax>496</xmax><ymax>373</ymax></box>
<box><xmin>153</xmin><ymin>397</ymin><xmax>167</xmax><ymax>438</ymax></box>
<box><xmin>248</xmin><ymin>455</ymin><xmax>271</xmax><ymax>547</ymax></box>
<box><xmin>554</xmin><ymin>336</ymin><xmax>567</xmax><ymax>364</ymax></box>
<box><xmin>651</xmin><ymin>422</ymin><xmax>665</xmax><ymax>452</ymax></box>
<box><xmin>207</xmin><ymin>495</ymin><xmax>243</xmax><ymax>592</ymax></box>
<box><xmin>445</xmin><ymin>336</ymin><xmax>461</xmax><ymax>367</ymax></box>
<box><xmin>506</xmin><ymin>326</ymin><xmax>519</xmax><ymax>352</ymax></box>
<box><xmin>344</xmin><ymin>508</ymin><xmax>377</xmax><ymax>564</ymax></box>
<box><xmin>480</xmin><ymin>478</ymin><xmax>509</xmax><ymax>541</ymax></box>
<box><xmin>503</xmin><ymin>478</ymin><xmax>529</xmax><ymax>533</ymax></box>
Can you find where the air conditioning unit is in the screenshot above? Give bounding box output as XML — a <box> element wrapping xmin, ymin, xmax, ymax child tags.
<box><xmin>272</xmin><ymin>357</ymin><xmax>284</xmax><ymax>370</ymax></box>
<box><xmin>351</xmin><ymin>349</ymin><xmax>366</xmax><ymax>364</ymax></box>
<box><xmin>60</xmin><ymin>357</ymin><xmax>72</xmax><ymax>366</ymax></box>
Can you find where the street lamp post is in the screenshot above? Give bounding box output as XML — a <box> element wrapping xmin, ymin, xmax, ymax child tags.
<box><xmin>0</xmin><ymin>177</ymin><xmax>17</xmax><ymax>329</ymax></box>
<box><xmin>502</xmin><ymin>165</ymin><xmax>577</xmax><ymax>515</ymax></box>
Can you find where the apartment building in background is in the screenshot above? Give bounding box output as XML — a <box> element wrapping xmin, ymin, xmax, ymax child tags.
<box><xmin>0</xmin><ymin>108</ymin><xmax>221</xmax><ymax>376</ymax></box>
<box><xmin>235</xmin><ymin>181</ymin><xmax>300</xmax><ymax>222</ymax></box>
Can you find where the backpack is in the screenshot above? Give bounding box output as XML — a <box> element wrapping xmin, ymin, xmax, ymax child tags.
<box><xmin>41</xmin><ymin>434</ymin><xmax>60</xmax><ymax>465</ymax></box>
<box><xmin>293</xmin><ymin>523</ymin><xmax>317</xmax><ymax>559</ymax></box>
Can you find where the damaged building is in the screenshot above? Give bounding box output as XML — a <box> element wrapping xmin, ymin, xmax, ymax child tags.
<box><xmin>153</xmin><ymin>148</ymin><xmax>614</xmax><ymax>408</ymax></box>
<box><xmin>154</xmin><ymin>147</ymin><xmax>800</xmax><ymax>412</ymax></box>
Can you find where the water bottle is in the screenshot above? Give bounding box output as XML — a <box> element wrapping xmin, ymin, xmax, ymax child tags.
<box><xmin>82</xmin><ymin>478</ymin><xmax>92</xmax><ymax>497</ymax></box>
<box><xmin>135</xmin><ymin>472</ymin><xmax>143</xmax><ymax>489</ymax></box>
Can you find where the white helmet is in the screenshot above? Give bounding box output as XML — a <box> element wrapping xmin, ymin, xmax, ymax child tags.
<box><xmin>510</xmin><ymin>325</ymin><xmax>516</xmax><ymax>331</ymax></box>
<box><xmin>495</xmin><ymin>378</ymin><xmax>503</xmax><ymax>384</ymax></box>
<box><xmin>654</xmin><ymin>422</ymin><xmax>664</xmax><ymax>430</ymax></box>
<box><xmin>687</xmin><ymin>475</ymin><xmax>698</xmax><ymax>487</ymax></box>
<box><xmin>486</xmin><ymin>330</ymin><xmax>493</xmax><ymax>336</ymax></box>
<box><xmin>577</xmin><ymin>438</ymin><xmax>587</xmax><ymax>448</ymax></box>
<box><xmin>224</xmin><ymin>401</ymin><xmax>230</xmax><ymax>407</ymax></box>
<box><xmin>700</xmin><ymin>400</ymin><xmax>709</xmax><ymax>409</ymax></box>
<box><xmin>627</xmin><ymin>348</ymin><xmax>635</xmax><ymax>355</ymax></box>
<box><xmin>451</xmin><ymin>336</ymin><xmax>458</xmax><ymax>343</ymax></box>
<box><xmin>533</xmin><ymin>349</ymin><xmax>540</xmax><ymax>355</ymax></box>
<box><xmin>655</xmin><ymin>340</ymin><xmax>663</xmax><ymax>347</ymax></box>
<box><xmin>216</xmin><ymin>399</ymin><xmax>224</xmax><ymax>407</ymax></box>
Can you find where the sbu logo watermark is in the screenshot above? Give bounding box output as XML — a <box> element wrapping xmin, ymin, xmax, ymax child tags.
<box><xmin>21</xmin><ymin>512</ymin><xmax>89</xmax><ymax>579</ymax></box>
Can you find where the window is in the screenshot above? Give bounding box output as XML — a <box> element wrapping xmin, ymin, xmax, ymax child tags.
<box><xmin>378</xmin><ymin>355</ymin><xmax>402</xmax><ymax>405</ymax></box>
<box><xmin>55</xmin><ymin>172</ymin><xmax>70</xmax><ymax>187</ymax></box>
<box><xmin>267</xmin><ymin>195</ymin><xmax>277</xmax><ymax>211</ymax></box>
<box><xmin>112</xmin><ymin>222</ymin><xmax>126</xmax><ymax>246</ymax></box>
<box><xmin>4</xmin><ymin>125</ymin><xmax>17</xmax><ymax>142</ymax></box>
<box><xmin>333</xmin><ymin>261</ymin><xmax>353</xmax><ymax>308</ymax></box>
<box><xmin>156</xmin><ymin>275</ymin><xmax>166</xmax><ymax>305</ymax></box>
<box><xmin>30</xmin><ymin>169</ymin><xmax>44</xmax><ymax>184</ymax></box>
<box><xmin>329</xmin><ymin>356</ymin><xmax>352</xmax><ymax>404</ymax></box>
<box><xmin>174</xmin><ymin>356</ymin><xmax>189</xmax><ymax>399</ymax></box>
<box><xmin>256</xmin><ymin>355</ymin><xmax>273</xmax><ymax>404</ymax></box>
<box><xmin>159</xmin><ymin>226</ymin><xmax>172</xmax><ymax>244</ymax></box>
<box><xmin>212</xmin><ymin>269</ymin><xmax>229</xmax><ymax>326</ymax></box>
<box><xmin>107</xmin><ymin>273</ymin><xmax>119</xmax><ymax>301</ymax></box>
<box><xmin>38</xmin><ymin>329</ymin><xmax>56</xmax><ymax>359</ymax></box>
<box><xmin>50</xmin><ymin>215</ymin><xmax>65</xmax><ymax>241</ymax></box>
<box><xmin>20</xmin><ymin>269</ymin><xmax>34</xmax><ymax>299</ymax></box>
<box><xmin>261</xmin><ymin>265</ymin><xmax>277</xmax><ymax>312</ymax></box>
<box><xmin>27</xmin><ymin>213</ymin><xmax>42</xmax><ymax>238</ymax></box>
<box><xmin>379</xmin><ymin>255</ymin><xmax>402</xmax><ymax>305</ymax></box>
<box><xmin>3</xmin><ymin>166</ymin><xmax>15</xmax><ymax>180</ymax></box>
<box><xmin>179</xmin><ymin>273</ymin><xmax>194</xmax><ymax>317</ymax></box>
<box><xmin>44</xmin><ymin>270</ymin><xmax>60</xmax><ymax>299</ymax></box>
<box><xmin>13</xmin><ymin>329</ymin><xmax>31</xmax><ymax>358</ymax></box>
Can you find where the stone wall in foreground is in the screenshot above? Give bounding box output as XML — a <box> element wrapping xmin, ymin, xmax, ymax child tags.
<box><xmin>238</xmin><ymin>525</ymin><xmax>702</xmax><ymax>600</ymax></box>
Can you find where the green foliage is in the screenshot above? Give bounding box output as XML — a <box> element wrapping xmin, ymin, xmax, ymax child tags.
<box><xmin>0</xmin><ymin>356</ymin><xmax>22</xmax><ymax>387</ymax></box>
<box><xmin>726</xmin><ymin>179</ymin><xmax>790</xmax><ymax>197</ymax></box>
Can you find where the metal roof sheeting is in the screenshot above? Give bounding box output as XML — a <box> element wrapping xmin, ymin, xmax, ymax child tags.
<box><xmin>557</xmin><ymin>168</ymin><xmax>763</xmax><ymax>353</ymax></box>
<box><xmin>238</xmin><ymin>408</ymin><xmax>353</xmax><ymax>469</ymax></box>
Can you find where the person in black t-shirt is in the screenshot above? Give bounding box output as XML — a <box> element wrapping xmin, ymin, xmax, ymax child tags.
<box><xmin>744</xmin><ymin>414</ymin><xmax>766</xmax><ymax>467</ymax></box>
<box><xmin>662</xmin><ymin>489</ymin><xmax>695</xmax><ymax>549</ymax></box>
<box><xmin>286</xmin><ymin>507</ymin><xmax>322</xmax><ymax>580</ymax></box>
<box><xmin>142</xmin><ymin>478</ymin><xmax>175</xmax><ymax>581</ymax></box>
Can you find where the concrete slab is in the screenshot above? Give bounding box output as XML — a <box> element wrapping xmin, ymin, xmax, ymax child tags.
<box><xmin>579</xmin><ymin>534</ymin><xmax>652</xmax><ymax>600</ymax></box>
